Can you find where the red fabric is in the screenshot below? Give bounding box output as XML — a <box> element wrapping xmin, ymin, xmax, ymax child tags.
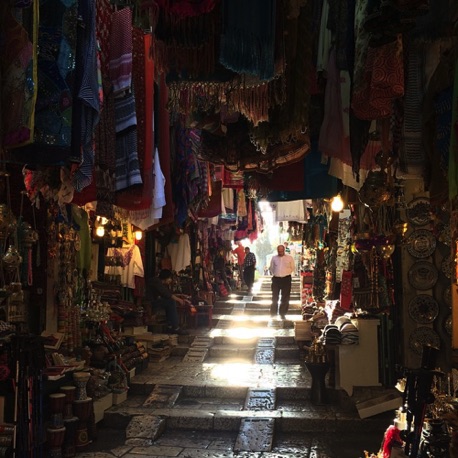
<box><xmin>153</xmin><ymin>0</ymin><xmax>216</xmax><ymax>17</ymax></box>
<box><xmin>116</xmin><ymin>30</ymin><xmax>154</xmax><ymax>211</ymax></box>
<box><xmin>198</xmin><ymin>181</ymin><xmax>223</xmax><ymax>217</ymax></box>
<box><xmin>223</xmin><ymin>169</ymin><xmax>244</xmax><ymax>189</ymax></box>
<box><xmin>72</xmin><ymin>172</ymin><xmax>96</xmax><ymax>205</ymax></box>
<box><xmin>382</xmin><ymin>425</ymin><xmax>403</xmax><ymax>458</ymax></box>
<box><xmin>109</xmin><ymin>8</ymin><xmax>133</xmax><ymax>94</ymax></box>
<box><xmin>339</xmin><ymin>270</ymin><xmax>353</xmax><ymax>310</ymax></box>
<box><xmin>255</xmin><ymin>159</ymin><xmax>305</xmax><ymax>191</ymax></box>
<box><xmin>352</xmin><ymin>37</ymin><xmax>404</xmax><ymax>120</ymax></box>
<box><xmin>155</xmin><ymin>75</ymin><xmax>174</xmax><ymax>226</ymax></box>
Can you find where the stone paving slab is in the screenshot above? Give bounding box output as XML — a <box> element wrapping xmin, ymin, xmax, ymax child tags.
<box><xmin>244</xmin><ymin>388</ymin><xmax>276</xmax><ymax>410</ymax></box>
<box><xmin>143</xmin><ymin>384</ymin><xmax>183</xmax><ymax>408</ymax></box>
<box><xmin>125</xmin><ymin>415</ymin><xmax>166</xmax><ymax>443</ymax></box>
<box><xmin>254</xmin><ymin>348</ymin><xmax>275</xmax><ymax>364</ymax></box>
<box><xmin>234</xmin><ymin>418</ymin><xmax>275</xmax><ymax>452</ymax></box>
<box><xmin>182</xmin><ymin>348</ymin><xmax>208</xmax><ymax>362</ymax></box>
<box><xmin>190</xmin><ymin>336</ymin><xmax>213</xmax><ymax>347</ymax></box>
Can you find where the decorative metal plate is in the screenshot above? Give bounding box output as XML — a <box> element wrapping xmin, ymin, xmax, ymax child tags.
<box><xmin>409</xmin><ymin>327</ymin><xmax>440</xmax><ymax>355</ymax></box>
<box><xmin>407</xmin><ymin>261</ymin><xmax>438</xmax><ymax>290</ymax></box>
<box><xmin>408</xmin><ymin>295</ymin><xmax>439</xmax><ymax>324</ymax></box>
<box><xmin>405</xmin><ymin>197</ymin><xmax>431</xmax><ymax>226</ymax></box>
<box><xmin>406</xmin><ymin>229</ymin><xmax>436</xmax><ymax>258</ymax></box>
<box><xmin>441</xmin><ymin>254</ymin><xmax>453</xmax><ymax>279</ymax></box>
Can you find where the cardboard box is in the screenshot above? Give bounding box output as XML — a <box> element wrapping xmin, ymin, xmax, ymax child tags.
<box><xmin>123</xmin><ymin>326</ymin><xmax>148</xmax><ymax>335</ymax></box>
<box><xmin>112</xmin><ymin>391</ymin><xmax>128</xmax><ymax>405</ymax></box>
<box><xmin>127</xmin><ymin>367</ymin><xmax>136</xmax><ymax>384</ymax></box>
<box><xmin>93</xmin><ymin>393</ymin><xmax>113</xmax><ymax>423</ymax></box>
<box><xmin>356</xmin><ymin>392</ymin><xmax>402</xmax><ymax>419</ymax></box>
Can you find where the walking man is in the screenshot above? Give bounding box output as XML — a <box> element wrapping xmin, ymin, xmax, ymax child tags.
<box><xmin>243</xmin><ymin>247</ymin><xmax>256</xmax><ymax>293</ymax></box>
<box><xmin>269</xmin><ymin>244</ymin><xmax>295</xmax><ymax>319</ymax></box>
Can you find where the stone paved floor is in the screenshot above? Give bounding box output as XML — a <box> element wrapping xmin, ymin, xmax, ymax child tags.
<box><xmin>74</xmin><ymin>277</ymin><xmax>393</xmax><ymax>458</ymax></box>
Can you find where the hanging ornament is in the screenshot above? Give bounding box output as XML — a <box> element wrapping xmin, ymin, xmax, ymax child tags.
<box><xmin>2</xmin><ymin>245</ymin><xmax>22</xmax><ymax>272</ymax></box>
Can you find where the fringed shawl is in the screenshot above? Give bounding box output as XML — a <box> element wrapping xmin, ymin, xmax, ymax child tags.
<box><xmin>152</xmin><ymin>2</ymin><xmax>219</xmax><ymax>78</ymax></box>
<box><xmin>219</xmin><ymin>0</ymin><xmax>276</xmax><ymax>81</ymax></box>
<box><xmin>250</xmin><ymin>0</ymin><xmax>311</xmax><ymax>151</ymax></box>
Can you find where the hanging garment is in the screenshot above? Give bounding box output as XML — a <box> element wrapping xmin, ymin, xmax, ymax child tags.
<box><xmin>236</xmin><ymin>189</ymin><xmax>247</xmax><ymax>217</ymax></box>
<box><xmin>167</xmin><ymin>234</ymin><xmax>191</xmax><ymax>273</ymax></box>
<box><xmin>105</xmin><ymin>244</ymin><xmax>144</xmax><ymax>289</ymax></box>
<box><xmin>275</xmin><ymin>200</ymin><xmax>308</xmax><ymax>222</ymax></box>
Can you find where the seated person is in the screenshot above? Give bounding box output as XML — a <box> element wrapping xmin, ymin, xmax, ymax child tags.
<box><xmin>150</xmin><ymin>269</ymin><xmax>189</xmax><ymax>335</ymax></box>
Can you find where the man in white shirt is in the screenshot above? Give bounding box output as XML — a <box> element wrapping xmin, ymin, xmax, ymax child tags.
<box><xmin>269</xmin><ymin>244</ymin><xmax>295</xmax><ymax>320</ymax></box>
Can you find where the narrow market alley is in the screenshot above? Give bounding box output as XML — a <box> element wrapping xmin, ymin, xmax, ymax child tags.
<box><xmin>75</xmin><ymin>276</ymin><xmax>394</xmax><ymax>458</ymax></box>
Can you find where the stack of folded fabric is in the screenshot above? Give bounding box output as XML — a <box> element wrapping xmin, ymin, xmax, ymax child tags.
<box><xmin>321</xmin><ymin>324</ymin><xmax>342</xmax><ymax>346</ymax></box>
<box><xmin>338</xmin><ymin>318</ymin><xmax>359</xmax><ymax>345</ymax></box>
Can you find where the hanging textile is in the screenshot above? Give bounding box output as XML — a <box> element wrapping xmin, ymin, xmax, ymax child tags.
<box><xmin>167</xmin><ymin>233</ymin><xmax>192</xmax><ymax>273</ymax></box>
<box><xmin>152</xmin><ymin>0</ymin><xmax>218</xmax><ymax>77</ymax></box>
<box><xmin>116</xmin><ymin>29</ymin><xmax>154</xmax><ymax>212</ymax></box>
<box><xmin>275</xmin><ymin>200</ymin><xmax>308</xmax><ymax>222</ymax></box>
<box><xmin>109</xmin><ymin>8</ymin><xmax>133</xmax><ymax>95</ymax></box>
<box><xmin>399</xmin><ymin>42</ymin><xmax>425</xmax><ymax>176</ymax></box>
<box><xmin>250</xmin><ymin>1</ymin><xmax>311</xmax><ymax>153</ymax></box>
<box><xmin>129</xmin><ymin>148</ymin><xmax>166</xmax><ymax>230</ymax></box>
<box><xmin>267</xmin><ymin>141</ymin><xmax>340</xmax><ymax>201</ymax></box>
<box><xmin>352</xmin><ymin>35</ymin><xmax>404</xmax><ymax>120</ymax></box>
<box><xmin>155</xmin><ymin>75</ymin><xmax>175</xmax><ymax>226</ymax></box>
<box><xmin>0</xmin><ymin>0</ymin><xmax>38</xmax><ymax>148</ymax></box>
<box><xmin>448</xmin><ymin>55</ymin><xmax>458</xmax><ymax>201</ymax></box>
<box><xmin>73</xmin><ymin>0</ymin><xmax>101</xmax><ymax>192</ymax></box>
<box><xmin>153</xmin><ymin>0</ymin><xmax>216</xmax><ymax>16</ymax></box>
<box><xmin>105</xmin><ymin>244</ymin><xmax>144</xmax><ymax>289</ymax></box>
<box><xmin>96</xmin><ymin>0</ymin><xmax>113</xmax><ymax>75</ymax></box>
<box><xmin>423</xmin><ymin>43</ymin><xmax>457</xmax><ymax>204</ymax></box>
<box><xmin>219</xmin><ymin>0</ymin><xmax>276</xmax><ymax>81</ymax></box>
<box><xmin>197</xmin><ymin>180</ymin><xmax>223</xmax><ymax>218</ymax></box>
<box><xmin>13</xmin><ymin>0</ymin><xmax>78</xmax><ymax>165</ymax></box>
